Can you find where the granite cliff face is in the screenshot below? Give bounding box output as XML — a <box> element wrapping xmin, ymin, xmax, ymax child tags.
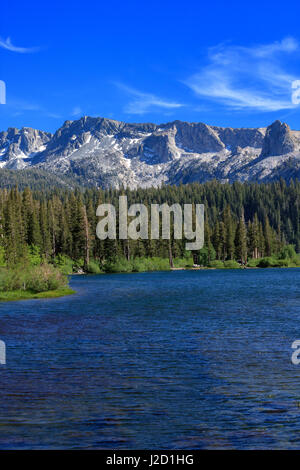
<box><xmin>260</xmin><ymin>120</ymin><xmax>296</xmax><ymax>157</ymax></box>
<box><xmin>0</xmin><ymin>127</ymin><xmax>51</xmax><ymax>169</ymax></box>
<box><xmin>0</xmin><ymin>117</ymin><xmax>300</xmax><ymax>188</ymax></box>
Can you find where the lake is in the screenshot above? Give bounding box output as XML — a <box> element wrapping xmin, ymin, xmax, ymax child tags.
<box><xmin>1</xmin><ymin>268</ymin><xmax>300</xmax><ymax>449</ymax></box>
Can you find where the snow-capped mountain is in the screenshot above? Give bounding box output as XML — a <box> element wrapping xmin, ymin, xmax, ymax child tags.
<box><xmin>1</xmin><ymin>117</ymin><xmax>300</xmax><ymax>188</ymax></box>
<box><xmin>0</xmin><ymin>127</ymin><xmax>52</xmax><ymax>169</ymax></box>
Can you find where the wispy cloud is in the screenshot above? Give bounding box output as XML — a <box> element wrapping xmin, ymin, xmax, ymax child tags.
<box><xmin>250</xmin><ymin>37</ymin><xmax>298</xmax><ymax>58</ymax></box>
<box><xmin>184</xmin><ymin>37</ymin><xmax>300</xmax><ymax>112</ymax></box>
<box><xmin>71</xmin><ymin>106</ymin><xmax>83</xmax><ymax>117</ymax></box>
<box><xmin>3</xmin><ymin>97</ymin><xmax>61</xmax><ymax>119</ymax></box>
<box><xmin>0</xmin><ymin>36</ymin><xmax>40</xmax><ymax>53</ymax></box>
<box><xmin>8</xmin><ymin>98</ymin><xmax>41</xmax><ymax>111</ymax></box>
<box><xmin>115</xmin><ymin>82</ymin><xmax>183</xmax><ymax>114</ymax></box>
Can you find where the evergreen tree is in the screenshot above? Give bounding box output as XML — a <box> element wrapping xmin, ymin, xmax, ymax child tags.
<box><xmin>235</xmin><ymin>213</ymin><xmax>247</xmax><ymax>264</ymax></box>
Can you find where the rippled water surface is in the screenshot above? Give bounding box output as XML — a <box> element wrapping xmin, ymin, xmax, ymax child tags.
<box><xmin>1</xmin><ymin>269</ymin><xmax>300</xmax><ymax>449</ymax></box>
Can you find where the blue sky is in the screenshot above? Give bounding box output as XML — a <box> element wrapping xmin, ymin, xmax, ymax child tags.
<box><xmin>1</xmin><ymin>0</ymin><xmax>300</xmax><ymax>132</ymax></box>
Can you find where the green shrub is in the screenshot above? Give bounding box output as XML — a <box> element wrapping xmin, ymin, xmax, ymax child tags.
<box><xmin>149</xmin><ymin>257</ymin><xmax>170</xmax><ymax>271</ymax></box>
<box><xmin>87</xmin><ymin>259</ymin><xmax>102</xmax><ymax>274</ymax></box>
<box><xmin>25</xmin><ymin>264</ymin><xmax>68</xmax><ymax>292</ymax></box>
<box><xmin>0</xmin><ymin>246</ymin><xmax>6</xmax><ymax>267</ymax></box>
<box><xmin>173</xmin><ymin>257</ymin><xmax>193</xmax><ymax>268</ymax></box>
<box><xmin>0</xmin><ymin>268</ymin><xmax>25</xmax><ymax>291</ymax></box>
<box><xmin>104</xmin><ymin>256</ymin><xmax>171</xmax><ymax>273</ymax></box>
<box><xmin>54</xmin><ymin>254</ymin><xmax>74</xmax><ymax>274</ymax></box>
<box><xmin>105</xmin><ymin>257</ymin><xmax>133</xmax><ymax>273</ymax></box>
<box><xmin>279</xmin><ymin>245</ymin><xmax>297</xmax><ymax>260</ymax></box>
<box><xmin>223</xmin><ymin>260</ymin><xmax>240</xmax><ymax>269</ymax></box>
<box><xmin>198</xmin><ymin>246</ymin><xmax>216</xmax><ymax>266</ymax></box>
<box><xmin>276</xmin><ymin>259</ymin><xmax>289</xmax><ymax>267</ymax></box>
<box><xmin>257</xmin><ymin>257</ymin><xmax>278</xmax><ymax>268</ymax></box>
<box><xmin>27</xmin><ymin>245</ymin><xmax>42</xmax><ymax>266</ymax></box>
<box><xmin>289</xmin><ymin>256</ymin><xmax>300</xmax><ymax>267</ymax></box>
<box><xmin>209</xmin><ymin>260</ymin><xmax>224</xmax><ymax>268</ymax></box>
<box><xmin>0</xmin><ymin>264</ymin><xmax>68</xmax><ymax>292</ymax></box>
<box><xmin>131</xmin><ymin>258</ymin><xmax>149</xmax><ymax>272</ymax></box>
<box><xmin>72</xmin><ymin>258</ymin><xmax>84</xmax><ymax>272</ymax></box>
<box><xmin>247</xmin><ymin>258</ymin><xmax>260</xmax><ymax>267</ymax></box>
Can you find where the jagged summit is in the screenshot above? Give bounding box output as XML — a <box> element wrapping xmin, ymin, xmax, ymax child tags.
<box><xmin>260</xmin><ymin>120</ymin><xmax>296</xmax><ymax>157</ymax></box>
<box><xmin>0</xmin><ymin>127</ymin><xmax>52</xmax><ymax>169</ymax></box>
<box><xmin>0</xmin><ymin>117</ymin><xmax>300</xmax><ymax>187</ymax></box>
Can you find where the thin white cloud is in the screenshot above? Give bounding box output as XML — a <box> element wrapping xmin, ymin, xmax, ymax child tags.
<box><xmin>0</xmin><ymin>36</ymin><xmax>40</xmax><ymax>53</ymax></box>
<box><xmin>8</xmin><ymin>98</ymin><xmax>41</xmax><ymax>111</ymax></box>
<box><xmin>45</xmin><ymin>112</ymin><xmax>62</xmax><ymax>119</ymax></box>
<box><xmin>115</xmin><ymin>82</ymin><xmax>183</xmax><ymax>114</ymax></box>
<box><xmin>71</xmin><ymin>106</ymin><xmax>83</xmax><ymax>117</ymax></box>
<box><xmin>184</xmin><ymin>37</ymin><xmax>300</xmax><ymax>112</ymax></box>
<box><xmin>250</xmin><ymin>37</ymin><xmax>298</xmax><ymax>58</ymax></box>
<box><xmin>3</xmin><ymin>97</ymin><xmax>61</xmax><ymax>119</ymax></box>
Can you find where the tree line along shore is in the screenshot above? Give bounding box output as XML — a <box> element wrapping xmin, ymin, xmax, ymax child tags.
<box><xmin>1</xmin><ymin>179</ymin><xmax>300</xmax><ymax>300</ymax></box>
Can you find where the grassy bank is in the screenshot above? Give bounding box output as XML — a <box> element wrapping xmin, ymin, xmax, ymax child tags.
<box><xmin>0</xmin><ymin>287</ymin><xmax>75</xmax><ymax>302</ymax></box>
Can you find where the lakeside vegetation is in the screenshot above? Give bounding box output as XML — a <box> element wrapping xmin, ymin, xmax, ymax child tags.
<box><xmin>0</xmin><ymin>263</ymin><xmax>75</xmax><ymax>301</ymax></box>
<box><xmin>0</xmin><ymin>179</ymin><xmax>300</xmax><ymax>301</ymax></box>
<box><xmin>79</xmin><ymin>246</ymin><xmax>300</xmax><ymax>273</ymax></box>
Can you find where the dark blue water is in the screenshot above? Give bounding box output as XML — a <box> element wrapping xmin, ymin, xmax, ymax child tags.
<box><xmin>1</xmin><ymin>269</ymin><xmax>300</xmax><ymax>449</ymax></box>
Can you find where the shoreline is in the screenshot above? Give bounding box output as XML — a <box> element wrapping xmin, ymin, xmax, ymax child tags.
<box><xmin>171</xmin><ymin>266</ymin><xmax>300</xmax><ymax>270</ymax></box>
<box><xmin>0</xmin><ymin>287</ymin><xmax>75</xmax><ymax>302</ymax></box>
<box><xmin>73</xmin><ymin>264</ymin><xmax>300</xmax><ymax>275</ymax></box>
<box><xmin>2</xmin><ymin>265</ymin><xmax>299</xmax><ymax>302</ymax></box>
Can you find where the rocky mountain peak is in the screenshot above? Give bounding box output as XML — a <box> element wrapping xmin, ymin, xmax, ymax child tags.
<box><xmin>0</xmin><ymin>127</ymin><xmax>52</xmax><ymax>168</ymax></box>
<box><xmin>0</xmin><ymin>117</ymin><xmax>300</xmax><ymax>186</ymax></box>
<box><xmin>170</xmin><ymin>121</ymin><xmax>225</xmax><ymax>153</ymax></box>
<box><xmin>260</xmin><ymin>120</ymin><xmax>296</xmax><ymax>157</ymax></box>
